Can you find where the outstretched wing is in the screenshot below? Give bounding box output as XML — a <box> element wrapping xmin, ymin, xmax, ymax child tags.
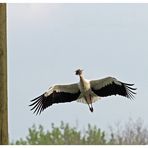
<box><xmin>90</xmin><ymin>77</ymin><xmax>136</xmax><ymax>99</ymax></box>
<box><xmin>29</xmin><ymin>83</ymin><xmax>81</xmax><ymax>115</ymax></box>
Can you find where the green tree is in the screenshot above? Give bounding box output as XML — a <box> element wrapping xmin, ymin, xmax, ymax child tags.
<box><xmin>84</xmin><ymin>124</ymin><xmax>106</xmax><ymax>144</ymax></box>
<box><xmin>13</xmin><ymin>121</ymin><xmax>106</xmax><ymax>145</ymax></box>
<box><xmin>12</xmin><ymin>119</ymin><xmax>148</xmax><ymax>145</ymax></box>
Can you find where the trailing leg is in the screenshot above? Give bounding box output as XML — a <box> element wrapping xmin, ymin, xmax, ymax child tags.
<box><xmin>89</xmin><ymin>95</ymin><xmax>94</xmax><ymax>112</ymax></box>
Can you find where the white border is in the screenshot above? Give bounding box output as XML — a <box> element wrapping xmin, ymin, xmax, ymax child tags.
<box><xmin>1</xmin><ymin>0</ymin><xmax>148</xmax><ymax>3</ymax></box>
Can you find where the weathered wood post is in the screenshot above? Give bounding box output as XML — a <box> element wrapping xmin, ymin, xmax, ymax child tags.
<box><xmin>0</xmin><ymin>3</ymin><xmax>8</xmax><ymax>144</ymax></box>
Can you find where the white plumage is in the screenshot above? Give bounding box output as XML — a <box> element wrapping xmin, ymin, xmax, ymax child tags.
<box><xmin>30</xmin><ymin>69</ymin><xmax>136</xmax><ymax>115</ymax></box>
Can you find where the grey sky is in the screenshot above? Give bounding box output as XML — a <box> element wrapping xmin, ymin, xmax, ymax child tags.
<box><xmin>8</xmin><ymin>3</ymin><xmax>148</xmax><ymax>141</ymax></box>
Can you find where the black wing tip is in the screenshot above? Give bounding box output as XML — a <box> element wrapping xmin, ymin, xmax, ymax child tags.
<box><xmin>124</xmin><ymin>83</ymin><xmax>137</xmax><ymax>100</ymax></box>
<box><xmin>30</xmin><ymin>94</ymin><xmax>44</xmax><ymax>102</ymax></box>
<box><xmin>29</xmin><ymin>94</ymin><xmax>45</xmax><ymax>115</ymax></box>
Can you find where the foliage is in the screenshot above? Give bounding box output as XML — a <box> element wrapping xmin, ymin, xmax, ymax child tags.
<box><xmin>12</xmin><ymin>119</ymin><xmax>148</xmax><ymax>145</ymax></box>
<box><xmin>109</xmin><ymin>118</ymin><xmax>148</xmax><ymax>145</ymax></box>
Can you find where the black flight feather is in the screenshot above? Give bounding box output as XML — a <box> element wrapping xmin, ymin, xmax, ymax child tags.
<box><xmin>91</xmin><ymin>81</ymin><xmax>136</xmax><ymax>100</ymax></box>
<box><xmin>29</xmin><ymin>91</ymin><xmax>80</xmax><ymax>115</ymax></box>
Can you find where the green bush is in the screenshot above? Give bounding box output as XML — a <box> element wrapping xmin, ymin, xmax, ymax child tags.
<box><xmin>12</xmin><ymin>119</ymin><xmax>148</xmax><ymax>145</ymax></box>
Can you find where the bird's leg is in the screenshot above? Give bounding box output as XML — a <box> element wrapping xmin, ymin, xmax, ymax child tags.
<box><xmin>90</xmin><ymin>104</ymin><xmax>93</xmax><ymax>112</ymax></box>
<box><xmin>87</xmin><ymin>104</ymin><xmax>93</xmax><ymax>112</ymax></box>
<box><xmin>85</xmin><ymin>98</ymin><xmax>92</xmax><ymax>112</ymax></box>
<box><xmin>89</xmin><ymin>95</ymin><xmax>94</xmax><ymax>112</ymax></box>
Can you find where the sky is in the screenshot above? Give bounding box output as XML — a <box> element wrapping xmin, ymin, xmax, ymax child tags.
<box><xmin>7</xmin><ymin>3</ymin><xmax>148</xmax><ymax>141</ymax></box>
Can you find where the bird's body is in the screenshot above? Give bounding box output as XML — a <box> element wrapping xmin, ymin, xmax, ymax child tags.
<box><xmin>79</xmin><ymin>76</ymin><xmax>91</xmax><ymax>101</ymax></box>
<box><xmin>77</xmin><ymin>71</ymin><xmax>99</xmax><ymax>111</ymax></box>
<box><xmin>30</xmin><ymin>69</ymin><xmax>136</xmax><ymax>115</ymax></box>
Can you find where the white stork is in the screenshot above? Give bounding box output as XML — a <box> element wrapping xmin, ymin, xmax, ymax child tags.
<box><xmin>30</xmin><ymin>69</ymin><xmax>136</xmax><ymax>115</ymax></box>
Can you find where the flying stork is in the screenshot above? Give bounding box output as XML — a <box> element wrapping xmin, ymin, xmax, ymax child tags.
<box><xmin>30</xmin><ymin>69</ymin><xmax>136</xmax><ymax>115</ymax></box>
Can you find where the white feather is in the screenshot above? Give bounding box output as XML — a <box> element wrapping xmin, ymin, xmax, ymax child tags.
<box><xmin>90</xmin><ymin>76</ymin><xmax>121</xmax><ymax>90</ymax></box>
<box><xmin>44</xmin><ymin>83</ymin><xmax>80</xmax><ymax>97</ymax></box>
<box><xmin>77</xmin><ymin>96</ymin><xmax>100</xmax><ymax>104</ymax></box>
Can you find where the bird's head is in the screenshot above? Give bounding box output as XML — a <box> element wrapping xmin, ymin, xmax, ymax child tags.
<box><xmin>75</xmin><ymin>69</ymin><xmax>83</xmax><ymax>76</ymax></box>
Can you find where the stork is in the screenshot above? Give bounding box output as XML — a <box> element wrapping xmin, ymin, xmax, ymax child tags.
<box><xmin>30</xmin><ymin>69</ymin><xmax>136</xmax><ymax>115</ymax></box>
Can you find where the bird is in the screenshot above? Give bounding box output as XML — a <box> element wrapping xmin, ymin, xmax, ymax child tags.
<box><xmin>29</xmin><ymin>69</ymin><xmax>136</xmax><ymax>115</ymax></box>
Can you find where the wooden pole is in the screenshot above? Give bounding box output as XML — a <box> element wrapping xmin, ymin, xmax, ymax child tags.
<box><xmin>0</xmin><ymin>3</ymin><xmax>8</xmax><ymax>144</ymax></box>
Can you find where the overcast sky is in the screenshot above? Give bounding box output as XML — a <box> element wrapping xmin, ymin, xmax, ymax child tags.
<box><xmin>8</xmin><ymin>3</ymin><xmax>148</xmax><ymax>141</ymax></box>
